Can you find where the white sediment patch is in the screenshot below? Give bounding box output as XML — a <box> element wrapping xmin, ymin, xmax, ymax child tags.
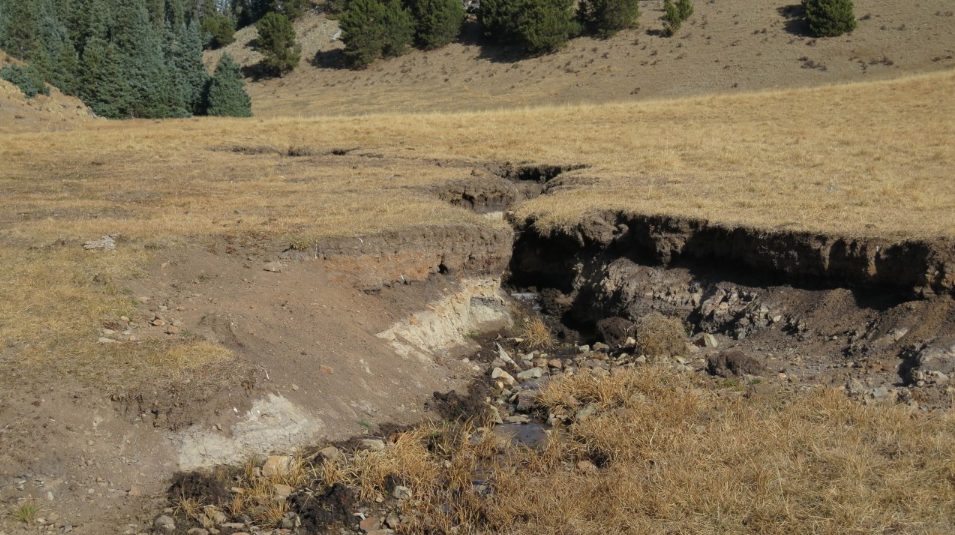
<box><xmin>175</xmin><ymin>394</ymin><xmax>322</xmax><ymax>470</ymax></box>
<box><xmin>377</xmin><ymin>277</ymin><xmax>511</xmax><ymax>363</ymax></box>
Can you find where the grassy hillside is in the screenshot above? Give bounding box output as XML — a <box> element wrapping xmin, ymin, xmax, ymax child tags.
<box><xmin>208</xmin><ymin>0</ymin><xmax>955</xmax><ymax>116</ymax></box>
<box><xmin>0</xmin><ymin>51</ymin><xmax>93</xmax><ymax>130</ymax></box>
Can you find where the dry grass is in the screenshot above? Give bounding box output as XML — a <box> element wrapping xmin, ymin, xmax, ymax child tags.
<box><xmin>0</xmin><ymin>68</ymin><xmax>952</xmax><ymax>399</ymax></box>
<box><xmin>521</xmin><ymin>317</ymin><xmax>553</xmax><ymax>350</ymax></box>
<box><xmin>634</xmin><ymin>312</ymin><xmax>687</xmax><ymax>360</ymax></box>
<box><xmin>293</xmin><ymin>367</ymin><xmax>955</xmax><ymax>534</ymax></box>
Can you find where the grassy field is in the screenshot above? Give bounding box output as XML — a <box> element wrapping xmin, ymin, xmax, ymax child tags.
<box><xmin>199</xmin><ymin>367</ymin><xmax>955</xmax><ymax>534</ymax></box>
<box><xmin>1</xmin><ymin>67</ymin><xmax>953</xmax><ymax>394</ymax></box>
<box><xmin>210</xmin><ymin>0</ymin><xmax>955</xmax><ymax>116</ymax></box>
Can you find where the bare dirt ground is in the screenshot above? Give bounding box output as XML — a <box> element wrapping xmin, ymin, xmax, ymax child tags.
<box><xmin>207</xmin><ymin>0</ymin><xmax>955</xmax><ymax>116</ymax></box>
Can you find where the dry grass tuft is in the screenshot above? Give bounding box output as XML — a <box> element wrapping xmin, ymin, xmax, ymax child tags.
<box><xmin>319</xmin><ymin>367</ymin><xmax>955</xmax><ymax>534</ymax></box>
<box><xmin>521</xmin><ymin>317</ymin><xmax>553</xmax><ymax>349</ymax></box>
<box><xmin>634</xmin><ymin>311</ymin><xmax>687</xmax><ymax>360</ymax></box>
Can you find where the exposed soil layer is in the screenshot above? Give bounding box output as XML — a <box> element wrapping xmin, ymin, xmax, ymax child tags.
<box><xmin>507</xmin><ymin>210</ymin><xmax>955</xmax><ymax>409</ymax></box>
<box><xmin>283</xmin><ymin>223</ymin><xmax>513</xmax><ymax>291</ymax></box>
<box><xmin>509</xmin><ymin>210</ymin><xmax>955</xmax><ymax>297</ymax></box>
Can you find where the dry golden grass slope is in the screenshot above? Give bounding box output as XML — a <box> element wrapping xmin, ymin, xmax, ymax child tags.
<box><xmin>0</xmin><ymin>51</ymin><xmax>93</xmax><ymax>130</ymax></box>
<box><xmin>0</xmin><ymin>69</ymin><xmax>952</xmax><ymax>393</ymax></box>
<box><xmin>209</xmin><ymin>0</ymin><xmax>955</xmax><ymax>116</ymax></box>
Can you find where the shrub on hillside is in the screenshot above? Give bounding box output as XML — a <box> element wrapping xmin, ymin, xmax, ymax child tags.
<box><xmin>662</xmin><ymin>0</ymin><xmax>681</xmax><ymax>36</ymax></box>
<box><xmin>802</xmin><ymin>0</ymin><xmax>856</xmax><ymax>37</ymax></box>
<box><xmin>0</xmin><ymin>63</ymin><xmax>49</xmax><ymax>98</ymax></box>
<box><xmin>201</xmin><ymin>13</ymin><xmax>236</xmax><ymax>49</ymax></box>
<box><xmin>578</xmin><ymin>0</ymin><xmax>640</xmax><ymax>37</ymax></box>
<box><xmin>406</xmin><ymin>0</ymin><xmax>466</xmax><ymax>50</ymax></box>
<box><xmin>480</xmin><ymin>0</ymin><xmax>578</xmax><ymax>54</ymax></box>
<box><xmin>205</xmin><ymin>54</ymin><xmax>252</xmax><ymax>117</ymax></box>
<box><xmin>269</xmin><ymin>0</ymin><xmax>314</xmax><ymax>20</ymax></box>
<box><xmin>380</xmin><ymin>0</ymin><xmax>416</xmax><ymax>57</ymax></box>
<box><xmin>256</xmin><ymin>12</ymin><xmax>301</xmax><ymax>76</ymax></box>
<box><xmin>676</xmin><ymin>0</ymin><xmax>693</xmax><ymax>22</ymax></box>
<box><xmin>340</xmin><ymin>0</ymin><xmax>414</xmax><ymax>67</ymax></box>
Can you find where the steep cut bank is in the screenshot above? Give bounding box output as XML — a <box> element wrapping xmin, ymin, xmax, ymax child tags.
<box><xmin>505</xmin><ymin>209</ymin><xmax>955</xmax><ymax>408</ymax></box>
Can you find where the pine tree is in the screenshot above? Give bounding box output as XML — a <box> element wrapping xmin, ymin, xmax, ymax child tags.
<box><xmin>206</xmin><ymin>53</ymin><xmax>252</xmax><ymax>116</ymax></box>
<box><xmin>676</xmin><ymin>0</ymin><xmax>693</xmax><ymax>22</ymax></box>
<box><xmin>1</xmin><ymin>1</ymin><xmax>42</xmax><ymax>60</ymax></box>
<box><xmin>662</xmin><ymin>0</ymin><xmax>680</xmax><ymax>36</ymax></box>
<box><xmin>80</xmin><ymin>36</ymin><xmax>131</xmax><ymax>117</ymax></box>
<box><xmin>112</xmin><ymin>0</ymin><xmax>177</xmax><ymax>117</ymax></box>
<box><xmin>147</xmin><ymin>0</ymin><xmax>166</xmax><ymax>27</ymax></box>
<box><xmin>479</xmin><ymin>0</ymin><xmax>522</xmax><ymax>43</ymax></box>
<box><xmin>269</xmin><ymin>0</ymin><xmax>311</xmax><ymax>20</ymax></box>
<box><xmin>255</xmin><ymin>12</ymin><xmax>300</xmax><ymax>76</ymax></box>
<box><xmin>380</xmin><ymin>0</ymin><xmax>414</xmax><ymax>58</ymax></box>
<box><xmin>802</xmin><ymin>0</ymin><xmax>856</xmax><ymax>37</ymax></box>
<box><xmin>52</xmin><ymin>36</ymin><xmax>80</xmax><ymax>95</ymax></box>
<box><xmin>516</xmin><ymin>0</ymin><xmax>578</xmax><ymax>55</ymax></box>
<box><xmin>578</xmin><ymin>0</ymin><xmax>640</xmax><ymax>37</ymax></box>
<box><xmin>339</xmin><ymin>0</ymin><xmax>386</xmax><ymax>68</ymax></box>
<box><xmin>407</xmin><ymin>0</ymin><xmax>465</xmax><ymax>50</ymax></box>
<box><xmin>201</xmin><ymin>12</ymin><xmax>236</xmax><ymax>48</ymax></box>
<box><xmin>166</xmin><ymin>22</ymin><xmax>209</xmax><ymax>115</ymax></box>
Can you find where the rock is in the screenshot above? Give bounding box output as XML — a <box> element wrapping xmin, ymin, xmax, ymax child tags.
<box><xmin>263</xmin><ymin>261</ymin><xmax>284</xmax><ymax>273</ymax></box>
<box><xmin>273</xmin><ymin>484</ymin><xmax>294</xmax><ymax>499</ymax></box>
<box><xmin>280</xmin><ymin>511</ymin><xmax>300</xmax><ymax>529</ymax></box>
<box><xmin>575</xmin><ymin>403</ymin><xmax>599</xmax><ymax>422</ymax></box>
<box><xmin>97</xmin><ymin>337</ymin><xmax>116</xmax><ymax>344</ymax></box>
<box><xmin>83</xmin><ymin>235</ymin><xmax>116</xmax><ymax>251</ymax></box>
<box><xmin>694</xmin><ymin>333</ymin><xmax>718</xmax><ymax>348</ymax></box>
<box><xmin>578</xmin><ymin>345</ymin><xmax>591</xmax><ymax>354</ymax></box>
<box><xmin>360</xmin><ymin>515</ymin><xmax>381</xmax><ymax>532</ymax></box>
<box><xmin>45</xmin><ymin>491</ymin><xmax>53</xmax><ymax>501</ymax></box>
<box><xmin>516</xmin><ymin>367</ymin><xmax>543</xmax><ymax>380</ymax></box>
<box><xmin>262</xmin><ymin>455</ymin><xmax>293</xmax><ymax>478</ymax></box>
<box><xmin>577</xmin><ymin>460</ymin><xmax>598</xmax><ymax>474</ymax></box>
<box><xmin>488</xmin><ymin>405</ymin><xmax>504</xmax><ymax>424</ymax></box>
<box><xmin>187</xmin><ymin>529</ymin><xmax>209</xmax><ymax>535</ymax></box>
<box><xmin>393</xmin><ymin>485</ymin><xmax>412</xmax><ymax>500</ymax></box>
<box><xmin>361</xmin><ymin>439</ymin><xmax>386</xmax><ymax>451</ymax></box>
<box><xmin>846</xmin><ymin>379</ymin><xmax>867</xmax><ymax>396</ymax></box>
<box><xmin>127</xmin><ymin>486</ymin><xmax>142</xmax><ymax>497</ymax></box>
<box><xmin>153</xmin><ymin>515</ymin><xmax>175</xmax><ymax>532</ymax></box>
<box><xmin>596</xmin><ymin>317</ymin><xmax>636</xmax><ymax>347</ymax></box>
<box><xmin>386</xmin><ymin>512</ymin><xmax>401</xmax><ymax>529</ymax></box>
<box><xmin>320</xmin><ymin>446</ymin><xmax>341</xmax><ymax>460</ymax></box>
<box><xmin>871</xmin><ymin>386</ymin><xmax>892</xmax><ymax>400</ymax></box>
<box><xmin>505</xmin><ymin>414</ymin><xmax>530</xmax><ymax>424</ymax></box>
<box><xmin>165</xmin><ymin>325</ymin><xmax>180</xmax><ymax>335</ymax></box>
<box><xmin>151</xmin><ymin>319</ymin><xmax>165</xmax><ymax>327</ymax></box>
<box><xmin>548</xmin><ymin>359</ymin><xmax>563</xmax><ymax>369</ymax></box>
<box><xmin>592</xmin><ymin>342</ymin><xmax>609</xmax><ymax>352</ymax></box>
<box><xmin>491</xmin><ymin>367</ymin><xmax>516</xmax><ymax>386</ymax></box>
<box><xmin>515</xmin><ymin>391</ymin><xmax>538</xmax><ymax>412</ymax></box>
<box><xmin>706</xmin><ymin>350</ymin><xmax>765</xmax><ymax>378</ymax></box>
<box><xmin>495</xmin><ymin>343</ymin><xmax>517</xmax><ymax>366</ymax></box>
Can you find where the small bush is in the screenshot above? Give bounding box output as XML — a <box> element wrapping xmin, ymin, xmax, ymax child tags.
<box><xmin>802</xmin><ymin>0</ymin><xmax>857</xmax><ymax>37</ymax></box>
<box><xmin>635</xmin><ymin>312</ymin><xmax>686</xmax><ymax>360</ymax></box>
<box><xmin>481</xmin><ymin>0</ymin><xmax>577</xmax><ymax>54</ymax></box>
<box><xmin>406</xmin><ymin>0</ymin><xmax>466</xmax><ymax>49</ymax></box>
<box><xmin>256</xmin><ymin>12</ymin><xmax>301</xmax><ymax>76</ymax></box>
<box><xmin>340</xmin><ymin>0</ymin><xmax>414</xmax><ymax>67</ymax></box>
<box><xmin>676</xmin><ymin>0</ymin><xmax>693</xmax><ymax>21</ymax></box>
<box><xmin>662</xmin><ymin>0</ymin><xmax>682</xmax><ymax>36</ymax></box>
<box><xmin>0</xmin><ymin>64</ymin><xmax>49</xmax><ymax>98</ymax></box>
<box><xmin>202</xmin><ymin>13</ymin><xmax>237</xmax><ymax>49</ymax></box>
<box><xmin>578</xmin><ymin>0</ymin><xmax>641</xmax><ymax>37</ymax></box>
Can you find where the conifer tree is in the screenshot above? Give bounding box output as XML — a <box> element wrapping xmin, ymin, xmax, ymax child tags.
<box><xmin>112</xmin><ymin>0</ymin><xmax>176</xmax><ymax>117</ymax></box>
<box><xmin>339</xmin><ymin>0</ymin><xmax>386</xmax><ymax>68</ymax></box>
<box><xmin>578</xmin><ymin>0</ymin><xmax>639</xmax><ymax>37</ymax></box>
<box><xmin>80</xmin><ymin>37</ymin><xmax>131</xmax><ymax>117</ymax></box>
<box><xmin>406</xmin><ymin>0</ymin><xmax>465</xmax><ymax>50</ymax></box>
<box><xmin>516</xmin><ymin>0</ymin><xmax>578</xmax><ymax>55</ymax></box>
<box><xmin>166</xmin><ymin>22</ymin><xmax>209</xmax><ymax>115</ymax></box>
<box><xmin>255</xmin><ymin>12</ymin><xmax>300</xmax><ymax>76</ymax></box>
<box><xmin>802</xmin><ymin>0</ymin><xmax>856</xmax><ymax>37</ymax></box>
<box><xmin>662</xmin><ymin>0</ymin><xmax>680</xmax><ymax>36</ymax></box>
<box><xmin>52</xmin><ymin>36</ymin><xmax>80</xmax><ymax>95</ymax></box>
<box><xmin>380</xmin><ymin>0</ymin><xmax>414</xmax><ymax>58</ymax></box>
<box><xmin>676</xmin><ymin>0</ymin><xmax>693</xmax><ymax>22</ymax></box>
<box><xmin>478</xmin><ymin>0</ymin><xmax>522</xmax><ymax>43</ymax></box>
<box><xmin>206</xmin><ymin>53</ymin><xmax>252</xmax><ymax>116</ymax></box>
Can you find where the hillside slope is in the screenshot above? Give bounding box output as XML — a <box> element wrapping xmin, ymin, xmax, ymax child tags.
<box><xmin>209</xmin><ymin>0</ymin><xmax>955</xmax><ymax>116</ymax></box>
<box><xmin>0</xmin><ymin>51</ymin><xmax>93</xmax><ymax>131</ymax></box>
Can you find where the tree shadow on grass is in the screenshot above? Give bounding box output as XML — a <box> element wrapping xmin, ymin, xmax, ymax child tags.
<box><xmin>778</xmin><ymin>4</ymin><xmax>811</xmax><ymax>36</ymax></box>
